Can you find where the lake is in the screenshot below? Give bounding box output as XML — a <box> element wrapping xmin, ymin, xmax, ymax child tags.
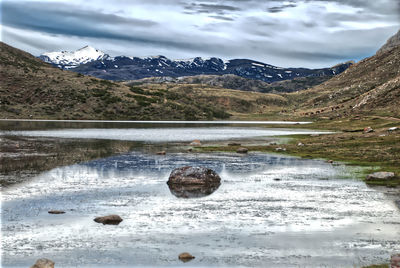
<box><xmin>1</xmin><ymin>121</ymin><xmax>399</xmax><ymax>267</ymax></box>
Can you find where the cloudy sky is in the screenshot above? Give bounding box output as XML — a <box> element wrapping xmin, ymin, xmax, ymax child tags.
<box><xmin>1</xmin><ymin>0</ymin><xmax>399</xmax><ymax>68</ymax></box>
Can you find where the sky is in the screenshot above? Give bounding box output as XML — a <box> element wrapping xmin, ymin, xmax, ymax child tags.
<box><xmin>1</xmin><ymin>0</ymin><xmax>399</xmax><ymax>68</ymax></box>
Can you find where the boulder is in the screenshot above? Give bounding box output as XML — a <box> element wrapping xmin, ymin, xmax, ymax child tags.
<box><xmin>275</xmin><ymin>147</ymin><xmax>286</xmax><ymax>152</ymax></box>
<box><xmin>297</xmin><ymin>142</ymin><xmax>305</xmax><ymax>147</ymax></box>
<box><xmin>236</xmin><ymin>147</ymin><xmax>248</xmax><ymax>154</ymax></box>
<box><xmin>156</xmin><ymin>151</ymin><xmax>166</xmax><ymax>155</ymax></box>
<box><xmin>94</xmin><ymin>215</ymin><xmax>123</xmax><ymax>225</ymax></box>
<box><xmin>389</xmin><ymin>127</ymin><xmax>399</xmax><ymax>132</ymax></box>
<box><xmin>366</xmin><ymin>172</ymin><xmax>395</xmax><ymax>181</ymax></box>
<box><xmin>48</xmin><ymin>210</ymin><xmax>65</xmax><ymax>214</ymax></box>
<box><xmin>327</xmin><ymin>160</ymin><xmax>334</xmax><ymax>164</ymax></box>
<box><xmin>30</xmin><ymin>258</ymin><xmax>54</xmax><ymax>268</ymax></box>
<box><xmin>179</xmin><ymin>252</ymin><xmax>195</xmax><ymax>263</ymax></box>
<box><xmin>190</xmin><ymin>140</ymin><xmax>201</xmax><ymax>146</ymax></box>
<box><xmin>363</xmin><ymin>127</ymin><xmax>374</xmax><ymax>133</ymax></box>
<box><xmin>168</xmin><ymin>166</ymin><xmax>221</xmax><ymax>186</ymax></box>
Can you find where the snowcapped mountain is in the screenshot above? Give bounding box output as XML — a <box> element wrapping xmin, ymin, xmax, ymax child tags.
<box><xmin>39</xmin><ymin>47</ymin><xmax>353</xmax><ymax>83</ymax></box>
<box><xmin>39</xmin><ymin>46</ymin><xmax>109</xmax><ymax>69</ymax></box>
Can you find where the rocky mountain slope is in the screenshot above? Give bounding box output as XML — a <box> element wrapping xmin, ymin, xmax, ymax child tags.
<box><xmin>292</xmin><ymin>30</ymin><xmax>400</xmax><ymax>118</ymax></box>
<box><xmin>40</xmin><ymin>47</ymin><xmax>352</xmax><ymax>84</ymax></box>
<box><xmin>377</xmin><ymin>29</ymin><xmax>400</xmax><ymax>55</ymax></box>
<box><xmin>0</xmin><ymin>42</ymin><xmax>284</xmax><ymax>120</ymax></box>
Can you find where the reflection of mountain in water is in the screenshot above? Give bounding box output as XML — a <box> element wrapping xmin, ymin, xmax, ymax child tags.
<box><xmin>82</xmin><ymin>151</ymin><xmax>335</xmax><ymax>180</ymax></box>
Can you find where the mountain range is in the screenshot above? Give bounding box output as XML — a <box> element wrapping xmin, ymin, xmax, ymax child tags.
<box><xmin>39</xmin><ymin>46</ymin><xmax>353</xmax><ymax>83</ymax></box>
<box><xmin>1</xmin><ymin>29</ymin><xmax>399</xmax><ymax>121</ymax></box>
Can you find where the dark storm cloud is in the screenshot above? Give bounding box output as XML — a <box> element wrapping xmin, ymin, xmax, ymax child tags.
<box><xmin>1</xmin><ymin>1</ymin><xmax>215</xmax><ymax>51</ymax></box>
<box><xmin>1</xmin><ymin>0</ymin><xmax>399</xmax><ymax>68</ymax></box>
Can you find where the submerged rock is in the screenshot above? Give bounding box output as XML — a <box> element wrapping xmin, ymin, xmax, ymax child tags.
<box><xmin>179</xmin><ymin>252</ymin><xmax>195</xmax><ymax>262</ymax></box>
<box><xmin>366</xmin><ymin>172</ymin><xmax>395</xmax><ymax>181</ymax></box>
<box><xmin>168</xmin><ymin>166</ymin><xmax>221</xmax><ymax>186</ymax></box>
<box><xmin>48</xmin><ymin>210</ymin><xmax>65</xmax><ymax>214</ymax></box>
<box><xmin>30</xmin><ymin>258</ymin><xmax>54</xmax><ymax>268</ymax></box>
<box><xmin>236</xmin><ymin>147</ymin><xmax>248</xmax><ymax>154</ymax></box>
<box><xmin>94</xmin><ymin>215</ymin><xmax>123</xmax><ymax>225</ymax></box>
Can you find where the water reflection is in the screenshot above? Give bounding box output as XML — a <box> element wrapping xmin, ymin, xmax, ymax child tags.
<box><xmin>2</xmin><ymin>151</ymin><xmax>400</xmax><ymax>267</ymax></box>
<box><xmin>168</xmin><ymin>183</ymin><xmax>221</xmax><ymax>198</ymax></box>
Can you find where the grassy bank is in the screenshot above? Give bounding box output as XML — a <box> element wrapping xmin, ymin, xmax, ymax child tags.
<box><xmin>198</xmin><ymin>117</ymin><xmax>400</xmax><ymax>187</ymax></box>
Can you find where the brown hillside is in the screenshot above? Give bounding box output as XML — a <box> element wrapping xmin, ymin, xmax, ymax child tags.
<box><xmin>0</xmin><ymin>42</ymin><xmax>284</xmax><ymax>120</ymax></box>
<box><xmin>291</xmin><ymin>41</ymin><xmax>400</xmax><ymax>118</ymax></box>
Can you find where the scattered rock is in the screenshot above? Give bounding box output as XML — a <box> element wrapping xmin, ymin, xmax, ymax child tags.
<box><xmin>389</xmin><ymin>127</ymin><xmax>399</xmax><ymax>132</ymax></box>
<box><xmin>190</xmin><ymin>140</ymin><xmax>201</xmax><ymax>146</ymax></box>
<box><xmin>156</xmin><ymin>151</ymin><xmax>166</xmax><ymax>155</ymax></box>
<box><xmin>30</xmin><ymin>258</ymin><xmax>54</xmax><ymax>268</ymax></box>
<box><xmin>168</xmin><ymin>166</ymin><xmax>221</xmax><ymax>186</ymax></box>
<box><xmin>297</xmin><ymin>142</ymin><xmax>305</xmax><ymax>147</ymax></box>
<box><xmin>269</xmin><ymin>142</ymin><xmax>277</xmax><ymax>145</ymax></box>
<box><xmin>391</xmin><ymin>254</ymin><xmax>400</xmax><ymax>268</ymax></box>
<box><xmin>228</xmin><ymin>142</ymin><xmax>241</xmax><ymax>146</ymax></box>
<box><xmin>363</xmin><ymin>127</ymin><xmax>374</xmax><ymax>133</ymax></box>
<box><xmin>179</xmin><ymin>252</ymin><xmax>195</xmax><ymax>263</ymax></box>
<box><xmin>48</xmin><ymin>210</ymin><xmax>65</xmax><ymax>214</ymax></box>
<box><xmin>366</xmin><ymin>172</ymin><xmax>395</xmax><ymax>181</ymax></box>
<box><xmin>310</xmin><ymin>134</ymin><xmax>320</xmax><ymax>137</ymax></box>
<box><xmin>236</xmin><ymin>147</ymin><xmax>248</xmax><ymax>154</ymax></box>
<box><xmin>379</xmin><ymin>134</ymin><xmax>386</xmax><ymax>137</ymax></box>
<box><xmin>275</xmin><ymin>147</ymin><xmax>286</xmax><ymax>152</ymax></box>
<box><xmin>94</xmin><ymin>215</ymin><xmax>123</xmax><ymax>225</ymax></box>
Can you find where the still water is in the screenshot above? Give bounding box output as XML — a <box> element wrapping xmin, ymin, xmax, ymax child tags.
<box><xmin>1</xmin><ymin>121</ymin><xmax>399</xmax><ymax>267</ymax></box>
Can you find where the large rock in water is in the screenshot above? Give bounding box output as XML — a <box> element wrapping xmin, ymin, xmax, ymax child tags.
<box><xmin>168</xmin><ymin>166</ymin><xmax>221</xmax><ymax>186</ymax></box>
<box><xmin>30</xmin><ymin>258</ymin><xmax>55</xmax><ymax>268</ymax></box>
<box><xmin>366</xmin><ymin>172</ymin><xmax>395</xmax><ymax>181</ymax></box>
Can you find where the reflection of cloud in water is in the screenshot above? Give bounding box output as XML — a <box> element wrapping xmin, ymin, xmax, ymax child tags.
<box><xmin>2</xmin><ymin>152</ymin><xmax>400</xmax><ymax>267</ymax></box>
<box><xmin>7</xmin><ymin>127</ymin><xmax>331</xmax><ymax>142</ymax></box>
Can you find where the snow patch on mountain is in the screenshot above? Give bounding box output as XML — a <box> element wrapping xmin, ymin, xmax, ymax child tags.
<box><xmin>40</xmin><ymin>46</ymin><xmax>109</xmax><ymax>69</ymax></box>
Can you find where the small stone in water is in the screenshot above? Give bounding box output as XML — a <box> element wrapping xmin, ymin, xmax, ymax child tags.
<box><xmin>48</xmin><ymin>210</ymin><xmax>65</xmax><ymax>214</ymax></box>
<box><xmin>179</xmin><ymin>252</ymin><xmax>195</xmax><ymax>262</ymax></box>
<box><xmin>94</xmin><ymin>215</ymin><xmax>123</xmax><ymax>225</ymax></box>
